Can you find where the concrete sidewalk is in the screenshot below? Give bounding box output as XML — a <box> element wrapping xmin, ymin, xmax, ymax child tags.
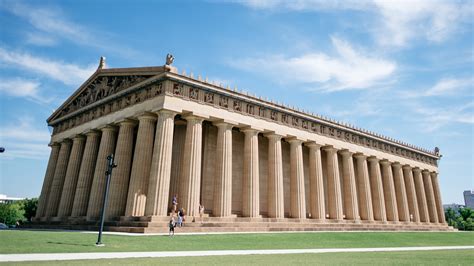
<box><xmin>1</xmin><ymin>246</ymin><xmax>473</xmax><ymax>262</ymax></box>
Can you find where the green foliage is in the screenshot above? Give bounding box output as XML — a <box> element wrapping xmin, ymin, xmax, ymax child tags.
<box><xmin>0</xmin><ymin>203</ymin><xmax>25</xmax><ymax>226</ymax></box>
<box><xmin>19</xmin><ymin>198</ymin><xmax>38</xmax><ymax>221</ymax></box>
<box><xmin>445</xmin><ymin>207</ymin><xmax>474</xmax><ymax>231</ymax></box>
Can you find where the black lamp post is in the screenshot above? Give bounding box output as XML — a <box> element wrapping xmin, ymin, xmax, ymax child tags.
<box><xmin>0</xmin><ymin>147</ymin><xmax>5</xmax><ymax>153</ymax></box>
<box><xmin>96</xmin><ymin>154</ymin><xmax>117</xmax><ymax>247</ymax></box>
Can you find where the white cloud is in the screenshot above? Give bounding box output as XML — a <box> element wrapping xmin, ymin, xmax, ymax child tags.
<box><xmin>237</xmin><ymin>0</ymin><xmax>472</xmax><ymax>47</ymax></box>
<box><xmin>400</xmin><ymin>77</ymin><xmax>473</xmax><ymax>98</ymax></box>
<box><xmin>0</xmin><ymin>117</ymin><xmax>51</xmax><ymax>160</ymax></box>
<box><xmin>0</xmin><ymin>47</ymin><xmax>96</xmax><ymax>85</ymax></box>
<box><xmin>25</xmin><ymin>32</ymin><xmax>57</xmax><ymax>46</ymax></box>
<box><xmin>411</xmin><ymin>102</ymin><xmax>474</xmax><ymax>132</ymax></box>
<box><xmin>230</xmin><ymin>37</ymin><xmax>396</xmax><ymax>91</ymax></box>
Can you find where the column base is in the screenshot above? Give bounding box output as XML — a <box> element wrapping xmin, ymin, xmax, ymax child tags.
<box><xmin>50</xmin><ymin>216</ymin><xmax>68</xmax><ymax>222</ymax></box>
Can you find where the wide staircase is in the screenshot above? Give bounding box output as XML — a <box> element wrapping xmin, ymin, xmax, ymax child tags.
<box><xmin>26</xmin><ymin>215</ymin><xmax>456</xmax><ymax>233</ymax></box>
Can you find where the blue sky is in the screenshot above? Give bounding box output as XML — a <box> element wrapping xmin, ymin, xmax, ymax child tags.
<box><xmin>0</xmin><ymin>0</ymin><xmax>472</xmax><ymax>204</ymax></box>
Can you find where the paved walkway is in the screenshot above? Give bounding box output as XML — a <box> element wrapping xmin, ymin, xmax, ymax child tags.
<box><xmin>1</xmin><ymin>246</ymin><xmax>473</xmax><ymax>262</ymax></box>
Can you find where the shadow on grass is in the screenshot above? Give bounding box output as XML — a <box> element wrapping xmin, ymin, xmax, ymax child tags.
<box><xmin>46</xmin><ymin>241</ymin><xmax>91</xmax><ymax>247</ymax></box>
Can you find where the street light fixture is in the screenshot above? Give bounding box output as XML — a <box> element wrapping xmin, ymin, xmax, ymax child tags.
<box><xmin>96</xmin><ymin>154</ymin><xmax>117</xmax><ymax>247</ymax></box>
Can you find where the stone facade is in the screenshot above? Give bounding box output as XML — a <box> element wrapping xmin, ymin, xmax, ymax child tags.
<box><xmin>32</xmin><ymin>59</ymin><xmax>450</xmax><ymax>232</ymax></box>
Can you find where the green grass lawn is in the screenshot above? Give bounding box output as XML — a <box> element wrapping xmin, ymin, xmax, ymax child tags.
<box><xmin>3</xmin><ymin>250</ymin><xmax>474</xmax><ymax>265</ymax></box>
<box><xmin>0</xmin><ymin>230</ymin><xmax>473</xmax><ymax>254</ymax></box>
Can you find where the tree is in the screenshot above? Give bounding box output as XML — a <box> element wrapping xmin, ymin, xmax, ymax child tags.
<box><xmin>445</xmin><ymin>207</ymin><xmax>474</xmax><ymax>231</ymax></box>
<box><xmin>445</xmin><ymin>208</ymin><xmax>457</xmax><ymax>227</ymax></box>
<box><xmin>20</xmin><ymin>198</ymin><xmax>38</xmax><ymax>222</ymax></box>
<box><xmin>0</xmin><ymin>203</ymin><xmax>25</xmax><ymax>226</ymax></box>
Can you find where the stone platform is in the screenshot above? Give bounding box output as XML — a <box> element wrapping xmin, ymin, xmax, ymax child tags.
<box><xmin>25</xmin><ymin>217</ymin><xmax>455</xmax><ymax>234</ymax></box>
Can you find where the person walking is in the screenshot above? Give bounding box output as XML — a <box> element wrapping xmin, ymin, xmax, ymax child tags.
<box><xmin>172</xmin><ymin>194</ymin><xmax>178</xmax><ymax>214</ymax></box>
<box><xmin>199</xmin><ymin>204</ymin><xmax>205</xmax><ymax>223</ymax></box>
<box><xmin>168</xmin><ymin>218</ymin><xmax>175</xmax><ymax>237</ymax></box>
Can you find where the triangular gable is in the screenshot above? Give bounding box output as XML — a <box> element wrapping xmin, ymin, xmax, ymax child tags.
<box><xmin>48</xmin><ymin>66</ymin><xmax>167</xmax><ymax>124</ymax></box>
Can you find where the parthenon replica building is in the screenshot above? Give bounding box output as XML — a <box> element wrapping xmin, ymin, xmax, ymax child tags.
<box><xmin>32</xmin><ymin>56</ymin><xmax>451</xmax><ymax>232</ymax></box>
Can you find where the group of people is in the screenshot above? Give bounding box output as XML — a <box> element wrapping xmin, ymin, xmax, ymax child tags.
<box><xmin>168</xmin><ymin>194</ymin><xmax>205</xmax><ymax>237</ymax></box>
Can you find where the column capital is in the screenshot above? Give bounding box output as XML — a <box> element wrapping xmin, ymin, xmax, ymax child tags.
<box><xmin>412</xmin><ymin>167</ymin><xmax>422</xmax><ymax>173</ymax></box>
<box><xmin>72</xmin><ymin>134</ymin><xmax>86</xmax><ymax>141</ymax></box>
<box><xmin>286</xmin><ymin>137</ymin><xmax>304</xmax><ymax>145</ymax></box>
<box><xmin>83</xmin><ymin>129</ymin><xmax>101</xmax><ymax>136</ymax></box>
<box><xmin>241</xmin><ymin>127</ymin><xmax>261</xmax><ymax>135</ymax></box>
<box><xmin>136</xmin><ymin>112</ymin><xmax>157</xmax><ymax>122</ymax></box>
<box><xmin>367</xmin><ymin>156</ymin><xmax>379</xmax><ymax>162</ymax></box>
<box><xmin>421</xmin><ymin>169</ymin><xmax>430</xmax><ymax>174</ymax></box>
<box><xmin>322</xmin><ymin>146</ymin><xmax>337</xmax><ymax>153</ymax></box>
<box><xmin>154</xmin><ymin>109</ymin><xmax>177</xmax><ymax>118</ymax></box>
<box><xmin>98</xmin><ymin>125</ymin><xmax>118</xmax><ymax>132</ymax></box>
<box><xmin>430</xmin><ymin>172</ymin><xmax>438</xmax><ymax>178</ymax></box>
<box><xmin>61</xmin><ymin>138</ymin><xmax>72</xmax><ymax>144</ymax></box>
<box><xmin>402</xmin><ymin>164</ymin><xmax>412</xmax><ymax>170</ymax></box>
<box><xmin>338</xmin><ymin>149</ymin><xmax>353</xmax><ymax>157</ymax></box>
<box><xmin>264</xmin><ymin>132</ymin><xmax>283</xmax><ymax>140</ymax></box>
<box><xmin>353</xmin><ymin>153</ymin><xmax>367</xmax><ymax>159</ymax></box>
<box><xmin>305</xmin><ymin>141</ymin><xmax>322</xmax><ymax>149</ymax></box>
<box><xmin>213</xmin><ymin>121</ymin><xmax>234</xmax><ymax>130</ymax></box>
<box><xmin>116</xmin><ymin>118</ymin><xmax>138</xmax><ymax>127</ymax></box>
<box><xmin>182</xmin><ymin>114</ymin><xmax>204</xmax><ymax>124</ymax></box>
<box><xmin>392</xmin><ymin>162</ymin><xmax>402</xmax><ymax>168</ymax></box>
<box><xmin>379</xmin><ymin>159</ymin><xmax>391</xmax><ymax>166</ymax></box>
<box><xmin>48</xmin><ymin>142</ymin><xmax>60</xmax><ymax>147</ymax></box>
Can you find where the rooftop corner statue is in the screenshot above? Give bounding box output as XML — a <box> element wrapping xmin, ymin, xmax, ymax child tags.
<box><xmin>29</xmin><ymin>54</ymin><xmax>452</xmax><ymax>233</ymax></box>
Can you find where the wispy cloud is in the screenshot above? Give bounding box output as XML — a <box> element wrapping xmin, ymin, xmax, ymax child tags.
<box><xmin>400</xmin><ymin>77</ymin><xmax>473</xmax><ymax>98</ymax></box>
<box><xmin>236</xmin><ymin>0</ymin><xmax>472</xmax><ymax>47</ymax></box>
<box><xmin>0</xmin><ymin>47</ymin><xmax>96</xmax><ymax>85</ymax></box>
<box><xmin>0</xmin><ymin>78</ymin><xmax>53</xmax><ymax>104</ymax></box>
<box><xmin>229</xmin><ymin>37</ymin><xmax>396</xmax><ymax>91</ymax></box>
<box><xmin>0</xmin><ymin>117</ymin><xmax>51</xmax><ymax>160</ymax></box>
<box><xmin>1</xmin><ymin>1</ymin><xmax>139</xmax><ymax>57</ymax></box>
<box><xmin>410</xmin><ymin>101</ymin><xmax>474</xmax><ymax>132</ymax></box>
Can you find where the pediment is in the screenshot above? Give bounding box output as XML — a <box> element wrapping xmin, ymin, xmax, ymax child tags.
<box><xmin>48</xmin><ymin>67</ymin><xmax>166</xmax><ymax>123</ymax></box>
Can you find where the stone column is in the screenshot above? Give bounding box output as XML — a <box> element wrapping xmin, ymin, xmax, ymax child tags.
<box><xmin>106</xmin><ymin>120</ymin><xmax>136</xmax><ymax>220</ymax></box>
<box><xmin>402</xmin><ymin>165</ymin><xmax>420</xmax><ymax>223</ymax></box>
<box><xmin>323</xmin><ymin>147</ymin><xmax>343</xmax><ymax>221</ymax></box>
<box><xmin>168</xmin><ymin>121</ymin><xmax>186</xmax><ymax>210</ymax></box>
<box><xmin>307</xmin><ymin>143</ymin><xmax>325</xmax><ymax>220</ymax></box>
<box><xmin>413</xmin><ymin>167</ymin><xmax>429</xmax><ymax>223</ymax></box>
<box><xmin>242</xmin><ymin>128</ymin><xmax>260</xmax><ymax>218</ymax></box>
<box><xmin>380</xmin><ymin>160</ymin><xmax>399</xmax><ymax>222</ymax></box>
<box><xmin>180</xmin><ymin>115</ymin><xmax>204</xmax><ymax>218</ymax></box>
<box><xmin>367</xmin><ymin>157</ymin><xmax>387</xmax><ymax>222</ymax></box>
<box><xmin>44</xmin><ymin>139</ymin><xmax>72</xmax><ymax>218</ymax></box>
<box><xmin>145</xmin><ymin>110</ymin><xmax>176</xmax><ymax>216</ymax></box>
<box><xmin>266</xmin><ymin>134</ymin><xmax>285</xmax><ymax>219</ymax></box>
<box><xmin>289</xmin><ymin>139</ymin><xmax>306</xmax><ymax>219</ymax></box>
<box><xmin>35</xmin><ymin>143</ymin><xmax>60</xmax><ymax>219</ymax></box>
<box><xmin>213</xmin><ymin>122</ymin><xmax>233</xmax><ymax>217</ymax></box>
<box><xmin>354</xmin><ymin>154</ymin><xmax>374</xmax><ymax>222</ymax></box>
<box><xmin>339</xmin><ymin>150</ymin><xmax>360</xmax><ymax>221</ymax></box>
<box><xmin>57</xmin><ymin>135</ymin><xmax>86</xmax><ymax>218</ymax></box>
<box><xmin>71</xmin><ymin>130</ymin><xmax>100</xmax><ymax>217</ymax></box>
<box><xmin>125</xmin><ymin>114</ymin><xmax>157</xmax><ymax>217</ymax></box>
<box><xmin>431</xmin><ymin>172</ymin><xmax>446</xmax><ymax>224</ymax></box>
<box><xmin>392</xmin><ymin>163</ymin><xmax>410</xmax><ymax>222</ymax></box>
<box><xmin>422</xmin><ymin>170</ymin><xmax>438</xmax><ymax>223</ymax></box>
<box><xmin>87</xmin><ymin>126</ymin><xmax>117</xmax><ymax>220</ymax></box>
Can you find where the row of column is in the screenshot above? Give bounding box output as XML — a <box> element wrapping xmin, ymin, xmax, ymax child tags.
<box><xmin>35</xmin><ymin>109</ymin><xmax>445</xmax><ymax>225</ymax></box>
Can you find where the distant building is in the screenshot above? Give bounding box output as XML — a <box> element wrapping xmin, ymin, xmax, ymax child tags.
<box><xmin>443</xmin><ymin>203</ymin><xmax>464</xmax><ymax>212</ymax></box>
<box><xmin>0</xmin><ymin>194</ymin><xmax>25</xmax><ymax>204</ymax></box>
<box><xmin>464</xmin><ymin>190</ymin><xmax>474</xmax><ymax>209</ymax></box>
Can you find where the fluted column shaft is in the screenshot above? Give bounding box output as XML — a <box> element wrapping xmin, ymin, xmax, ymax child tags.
<box><xmin>380</xmin><ymin>160</ymin><xmax>399</xmax><ymax>222</ymax></box>
<box><xmin>340</xmin><ymin>150</ymin><xmax>359</xmax><ymax>221</ymax></box>
<box><xmin>413</xmin><ymin>168</ymin><xmax>429</xmax><ymax>223</ymax></box>
<box><xmin>392</xmin><ymin>163</ymin><xmax>410</xmax><ymax>222</ymax></box>
<box><xmin>125</xmin><ymin>114</ymin><xmax>157</xmax><ymax>217</ymax></box>
<box><xmin>57</xmin><ymin>136</ymin><xmax>86</xmax><ymax>217</ymax></box>
<box><xmin>289</xmin><ymin>139</ymin><xmax>306</xmax><ymax>219</ymax></box>
<box><xmin>267</xmin><ymin>134</ymin><xmax>284</xmax><ymax>219</ymax></box>
<box><xmin>106</xmin><ymin>120</ymin><xmax>136</xmax><ymax>220</ymax></box>
<box><xmin>242</xmin><ymin>128</ymin><xmax>260</xmax><ymax>218</ymax></box>
<box><xmin>213</xmin><ymin>122</ymin><xmax>233</xmax><ymax>217</ymax></box>
<box><xmin>145</xmin><ymin>110</ymin><xmax>176</xmax><ymax>216</ymax></box>
<box><xmin>422</xmin><ymin>170</ymin><xmax>438</xmax><ymax>223</ymax></box>
<box><xmin>45</xmin><ymin>140</ymin><xmax>72</xmax><ymax>217</ymax></box>
<box><xmin>431</xmin><ymin>172</ymin><xmax>446</xmax><ymax>223</ymax></box>
<box><xmin>354</xmin><ymin>154</ymin><xmax>374</xmax><ymax>221</ymax></box>
<box><xmin>402</xmin><ymin>165</ymin><xmax>420</xmax><ymax>223</ymax></box>
<box><xmin>168</xmin><ymin>121</ymin><xmax>186</xmax><ymax>210</ymax></box>
<box><xmin>324</xmin><ymin>147</ymin><xmax>343</xmax><ymax>220</ymax></box>
<box><xmin>87</xmin><ymin>126</ymin><xmax>117</xmax><ymax>220</ymax></box>
<box><xmin>71</xmin><ymin>131</ymin><xmax>100</xmax><ymax>217</ymax></box>
<box><xmin>307</xmin><ymin>143</ymin><xmax>325</xmax><ymax>220</ymax></box>
<box><xmin>180</xmin><ymin>116</ymin><xmax>204</xmax><ymax>217</ymax></box>
<box><xmin>368</xmin><ymin>157</ymin><xmax>387</xmax><ymax>222</ymax></box>
<box><xmin>36</xmin><ymin>143</ymin><xmax>60</xmax><ymax>219</ymax></box>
